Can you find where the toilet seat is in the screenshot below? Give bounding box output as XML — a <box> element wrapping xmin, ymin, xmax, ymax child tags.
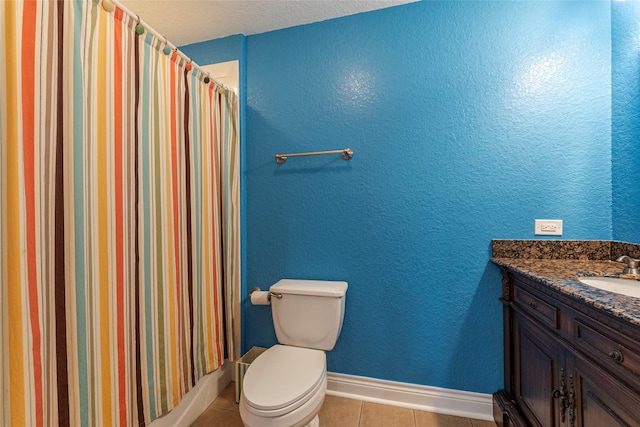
<box><xmin>242</xmin><ymin>345</ymin><xmax>326</xmax><ymax>417</ymax></box>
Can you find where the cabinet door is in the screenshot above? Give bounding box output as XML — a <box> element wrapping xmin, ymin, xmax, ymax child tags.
<box><xmin>571</xmin><ymin>353</ymin><xmax>640</xmax><ymax>427</ymax></box>
<box><xmin>513</xmin><ymin>312</ymin><xmax>563</xmax><ymax>427</ymax></box>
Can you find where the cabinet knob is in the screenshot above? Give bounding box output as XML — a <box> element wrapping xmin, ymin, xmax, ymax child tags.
<box><xmin>529</xmin><ymin>300</ymin><xmax>538</xmax><ymax>309</ymax></box>
<box><xmin>609</xmin><ymin>349</ymin><xmax>624</xmax><ymax>363</ymax></box>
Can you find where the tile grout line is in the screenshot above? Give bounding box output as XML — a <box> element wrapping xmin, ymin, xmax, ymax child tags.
<box><xmin>211</xmin><ymin>406</ymin><xmax>239</xmax><ymax>413</ymax></box>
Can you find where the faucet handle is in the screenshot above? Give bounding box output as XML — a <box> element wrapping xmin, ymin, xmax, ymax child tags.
<box><xmin>616</xmin><ymin>256</ymin><xmax>640</xmax><ymax>274</ymax></box>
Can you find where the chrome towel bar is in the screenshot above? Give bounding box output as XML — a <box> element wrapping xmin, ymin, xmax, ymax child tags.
<box><xmin>275</xmin><ymin>148</ymin><xmax>353</xmax><ymax>164</ymax></box>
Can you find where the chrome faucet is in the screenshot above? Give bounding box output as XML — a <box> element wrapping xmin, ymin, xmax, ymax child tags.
<box><xmin>616</xmin><ymin>256</ymin><xmax>640</xmax><ymax>275</ymax></box>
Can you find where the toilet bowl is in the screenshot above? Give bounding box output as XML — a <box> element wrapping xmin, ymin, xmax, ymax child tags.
<box><xmin>239</xmin><ymin>345</ymin><xmax>326</xmax><ymax>427</ymax></box>
<box><xmin>240</xmin><ymin>279</ymin><xmax>348</xmax><ymax>427</ymax></box>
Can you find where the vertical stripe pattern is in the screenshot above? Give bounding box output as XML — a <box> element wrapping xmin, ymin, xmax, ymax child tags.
<box><xmin>0</xmin><ymin>1</ymin><xmax>240</xmax><ymax>426</ymax></box>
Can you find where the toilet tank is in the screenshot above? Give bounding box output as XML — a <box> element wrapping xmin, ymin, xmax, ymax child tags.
<box><xmin>270</xmin><ymin>279</ymin><xmax>348</xmax><ymax>351</ymax></box>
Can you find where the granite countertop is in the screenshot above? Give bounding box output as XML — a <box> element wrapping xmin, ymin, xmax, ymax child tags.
<box><xmin>491</xmin><ymin>240</ymin><xmax>640</xmax><ymax>326</ymax></box>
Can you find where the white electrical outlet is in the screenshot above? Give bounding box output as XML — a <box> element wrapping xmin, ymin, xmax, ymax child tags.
<box><xmin>534</xmin><ymin>219</ymin><xmax>563</xmax><ymax>236</ymax></box>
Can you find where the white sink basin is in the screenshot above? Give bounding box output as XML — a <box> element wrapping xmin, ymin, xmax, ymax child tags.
<box><xmin>578</xmin><ymin>277</ymin><xmax>640</xmax><ymax>298</ymax></box>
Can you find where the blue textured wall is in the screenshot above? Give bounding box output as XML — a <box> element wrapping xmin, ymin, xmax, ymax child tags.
<box><xmin>184</xmin><ymin>1</ymin><xmax>612</xmax><ymax>394</ymax></box>
<box><xmin>244</xmin><ymin>1</ymin><xmax>610</xmax><ymax>394</ymax></box>
<box><xmin>612</xmin><ymin>1</ymin><xmax>640</xmax><ymax>242</ymax></box>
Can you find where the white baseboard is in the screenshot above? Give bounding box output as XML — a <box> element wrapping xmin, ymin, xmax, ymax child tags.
<box><xmin>326</xmin><ymin>372</ymin><xmax>494</xmax><ymax>421</ymax></box>
<box><xmin>150</xmin><ymin>361</ymin><xmax>233</xmax><ymax>427</ymax></box>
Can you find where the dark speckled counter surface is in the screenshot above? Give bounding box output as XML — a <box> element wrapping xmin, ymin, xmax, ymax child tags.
<box><xmin>491</xmin><ymin>240</ymin><xmax>640</xmax><ymax>326</ymax></box>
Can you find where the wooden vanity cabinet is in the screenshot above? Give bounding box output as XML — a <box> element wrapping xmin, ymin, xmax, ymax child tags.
<box><xmin>495</xmin><ymin>270</ymin><xmax>640</xmax><ymax>427</ymax></box>
<box><xmin>511</xmin><ymin>310</ymin><xmax>564</xmax><ymax>427</ymax></box>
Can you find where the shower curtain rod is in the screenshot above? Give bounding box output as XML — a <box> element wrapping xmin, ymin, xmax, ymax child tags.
<box><xmin>107</xmin><ymin>0</ymin><xmax>230</xmax><ymax>91</ymax></box>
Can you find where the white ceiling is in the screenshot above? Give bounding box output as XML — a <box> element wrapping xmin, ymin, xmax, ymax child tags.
<box><xmin>118</xmin><ymin>0</ymin><xmax>417</xmax><ymax>47</ymax></box>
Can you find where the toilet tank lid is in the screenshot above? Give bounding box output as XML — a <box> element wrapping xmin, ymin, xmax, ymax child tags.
<box><xmin>270</xmin><ymin>279</ymin><xmax>348</xmax><ymax>297</ymax></box>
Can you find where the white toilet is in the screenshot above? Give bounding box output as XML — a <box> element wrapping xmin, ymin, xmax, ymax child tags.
<box><xmin>239</xmin><ymin>279</ymin><xmax>348</xmax><ymax>427</ymax></box>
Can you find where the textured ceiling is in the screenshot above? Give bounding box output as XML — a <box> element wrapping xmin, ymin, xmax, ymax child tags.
<box><xmin>118</xmin><ymin>0</ymin><xmax>417</xmax><ymax>47</ymax></box>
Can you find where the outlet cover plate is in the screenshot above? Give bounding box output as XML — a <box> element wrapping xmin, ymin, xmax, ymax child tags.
<box><xmin>534</xmin><ymin>219</ymin><xmax>563</xmax><ymax>236</ymax></box>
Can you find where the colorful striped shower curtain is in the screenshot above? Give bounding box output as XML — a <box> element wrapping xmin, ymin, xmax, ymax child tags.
<box><xmin>0</xmin><ymin>1</ymin><xmax>240</xmax><ymax>426</ymax></box>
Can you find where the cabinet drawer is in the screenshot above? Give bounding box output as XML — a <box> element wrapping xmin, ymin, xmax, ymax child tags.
<box><xmin>574</xmin><ymin>319</ymin><xmax>640</xmax><ymax>382</ymax></box>
<box><xmin>514</xmin><ymin>286</ymin><xmax>559</xmax><ymax>329</ymax></box>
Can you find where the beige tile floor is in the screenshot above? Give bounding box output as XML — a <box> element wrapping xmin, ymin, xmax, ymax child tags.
<box><xmin>191</xmin><ymin>383</ymin><xmax>497</xmax><ymax>427</ymax></box>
